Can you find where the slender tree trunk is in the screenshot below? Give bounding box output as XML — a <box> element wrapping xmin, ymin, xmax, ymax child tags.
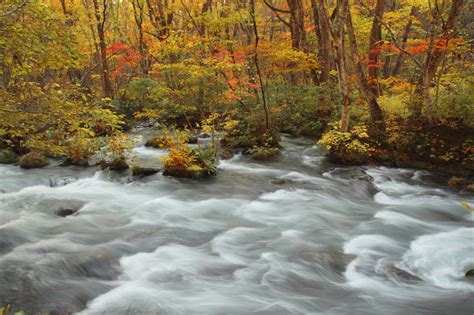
<box><xmin>346</xmin><ymin>6</ymin><xmax>384</xmax><ymax>124</ymax></box>
<box><xmin>320</xmin><ymin>0</ymin><xmax>351</xmax><ymax>132</ymax></box>
<box><xmin>132</xmin><ymin>0</ymin><xmax>149</xmax><ymax>75</ymax></box>
<box><xmin>312</xmin><ymin>0</ymin><xmax>331</xmax><ymax>83</ymax></box>
<box><xmin>92</xmin><ymin>0</ymin><xmax>113</xmax><ymax>98</ymax></box>
<box><xmin>367</xmin><ymin>0</ymin><xmax>384</xmax><ymax>97</ymax></box>
<box><xmin>414</xmin><ymin>0</ymin><xmax>464</xmax><ymax>123</ymax></box>
<box><xmin>250</xmin><ymin>0</ymin><xmax>271</xmax><ymax>132</ymax></box>
<box><xmin>392</xmin><ymin>7</ymin><xmax>414</xmax><ymax>76</ymax></box>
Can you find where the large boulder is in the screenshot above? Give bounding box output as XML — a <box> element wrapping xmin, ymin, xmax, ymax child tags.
<box><xmin>0</xmin><ymin>149</ymin><xmax>18</xmax><ymax>164</ymax></box>
<box><xmin>132</xmin><ymin>166</ymin><xmax>159</xmax><ymax>177</ymax></box>
<box><xmin>19</xmin><ymin>152</ymin><xmax>49</xmax><ymax>169</ymax></box>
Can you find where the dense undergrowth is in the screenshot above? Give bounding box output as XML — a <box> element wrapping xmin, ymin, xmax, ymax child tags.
<box><xmin>0</xmin><ymin>0</ymin><xmax>472</xmax><ymax>185</ymax></box>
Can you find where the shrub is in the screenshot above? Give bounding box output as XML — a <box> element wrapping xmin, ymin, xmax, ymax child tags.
<box><xmin>161</xmin><ymin>131</ymin><xmax>217</xmax><ymax>178</ymax></box>
<box><xmin>319</xmin><ymin>125</ymin><xmax>371</xmax><ymax>165</ymax></box>
<box><xmin>96</xmin><ymin>134</ymin><xmax>134</xmax><ymax>171</ymax></box>
<box><xmin>65</xmin><ymin>134</ymin><xmax>94</xmax><ymax>166</ymax></box>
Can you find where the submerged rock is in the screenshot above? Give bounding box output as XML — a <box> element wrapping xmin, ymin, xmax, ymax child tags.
<box><xmin>323</xmin><ymin>250</ymin><xmax>355</xmax><ymax>275</ymax></box>
<box><xmin>55</xmin><ymin>208</ymin><xmax>78</xmax><ymax>217</ymax></box>
<box><xmin>0</xmin><ymin>149</ymin><xmax>18</xmax><ymax>164</ymax></box>
<box><xmin>19</xmin><ymin>152</ymin><xmax>49</xmax><ymax>169</ymax></box>
<box><xmin>384</xmin><ymin>264</ymin><xmax>422</xmax><ymax>282</ymax></box>
<box><xmin>132</xmin><ymin>166</ymin><xmax>160</xmax><ymax>177</ymax></box>
<box><xmin>271</xmin><ymin>178</ymin><xmax>294</xmax><ymax>185</ymax></box>
<box><xmin>37</xmin><ymin>199</ymin><xmax>85</xmax><ymax>217</ymax></box>
<box><xmin>465</xmin><ymin>269</ymin><xmax>474</xmax><ymax>278</ymax></box>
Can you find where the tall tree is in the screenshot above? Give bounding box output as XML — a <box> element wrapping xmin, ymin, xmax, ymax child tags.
<box><xmin>92</xmin><ymin>0</ymin><xmax>113</xmax><ymax>97</ymax></box>
<box><xmin>320</xmin><ymin>0</ymin><xmax>351</xmax><ymax>132</ymax></box>
<box><xmin>414</xmin><ymin>0</ymin><xmax>465</xmax><ymax>123</ymax></box>
<box><xmin>345</xmin><ymin>2</ymin><xmax>384</xmax><ymax>125</ymax></box>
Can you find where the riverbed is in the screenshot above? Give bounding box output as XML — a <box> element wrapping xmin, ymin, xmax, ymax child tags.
<box><xmin>0</xmin><ymin>136</ymin><xmax>472</xmax><ymax>314</ymax></box>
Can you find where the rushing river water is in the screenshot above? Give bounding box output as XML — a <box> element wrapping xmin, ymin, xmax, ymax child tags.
<box><xmin>0</xmin><ymin>136</ymin><xmax>473</xmax><ymax>314</ymax></box>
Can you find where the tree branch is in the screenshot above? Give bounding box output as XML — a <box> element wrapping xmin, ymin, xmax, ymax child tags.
<box><xmin>355</xmin><ymin>0</ymin><xmax>424</xmax><ymax>69</ymax></box>
<box><xmin>0</xmin><ymin>0</ymin><xmax>29</xmax><ymax>17</ymax></box>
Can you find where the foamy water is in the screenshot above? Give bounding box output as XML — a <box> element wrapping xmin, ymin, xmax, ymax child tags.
<box><xmin>0</xmin><ymin>136</ymin><xmax>472</xmax><ymax>314</ymax></box>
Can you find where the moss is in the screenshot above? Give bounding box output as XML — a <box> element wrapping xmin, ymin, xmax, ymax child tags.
<box><xmin>64</xmin><ymin>156</ymin><xmax>89</xmax><ymax>167</ymax></box>
<box><xmin>219</xmin><ymin>149</ymin><xmax>233</xmax><ymax>160</ymax></box>
<box><xmin>19</xmin><ymin>152</ymin><xmax>49</xmax><ymax>169</ymax></box>
<box><xmin>0</xmin><ymin>149</ymin><xmax>18</xmax><ymax>164</ymax></box>
<box><xmin>448</xmin><ymin>177</ymin><xmax>468</xmax><ymax>187</ymax></box>
<box><xmin>251</xmin><ymin>147</ymin><xmax>280</xmax><ymax>160</ymax></box>
<box><xmin>162</xmin><ymin>147</ymin><xmax>216</xmax><ymax>179</ymax></box>
<box><xmin>132</xmin><ymin>166</ymin><xmax>159</xmax><ymax>177</ymax></box>
<box><xmin>145</xmin><ymin>136</ymin><xmax>173</xmax><ymax>149</ymax></box>
<box><xmin>144</xmin><ymin>136</ymin><xmax>163</xmax><ymax>148</ymax></box>
<box><xmin>463</xmin><ymin>184</ymin><xmax>474</xmax><ymax>193</ymax></box>
<box><xmin>319</xmin><ymin>125</ymin><xmax>370</xmax><ymax>165</ymax></box>
<box><xmin>108</xmin><ymin>157</ymin><xmax>129</xmax><ymax>171</ymax></box>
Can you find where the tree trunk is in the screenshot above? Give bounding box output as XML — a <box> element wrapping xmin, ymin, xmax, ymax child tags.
<box><xmin>92</xmin><ymin>0</ymin><xmax>113</xmax><ymax>98</ymax></box>
<box><xmin>320</xmin><ymin>0</ymin><xmax>351</xmax><ymax>132</ymax></box>
<box><xmin>132</xmin><ymin>0</ymin><xmax>149</xmax><ymax>75</ymax></box>
<box><xmin>250</xmin><ymin>0</ymin><xmax>271</xmax><ymax>132</ymax></box>
<box><xmin>346</xmin><ymin>6</ymin><xmax>384</xmax><ymax>124</ymax></box>
<box><xmin>367</xmin><ymin>0</ymin><xmax>384</xmax><ymax>97</ymax></box>
<box><xmin>312</xmin><ymin>0</ymin><xmax>331</xmax><ymax>82</ymax></box>
<box><xmin>392</xmin><ymin>7</ymin><xmax>414</xmax><ymax>76</ymax></box>
<box><xmin>414</xmin><ymin>0</ymin><xmax>464</xmax><ymax>123</ymax></box>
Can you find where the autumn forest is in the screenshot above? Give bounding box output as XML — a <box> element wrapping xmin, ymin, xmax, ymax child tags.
<box><xmin>0</xmin><ymin>0</ymin><xmax>473</xmax><ymax>313</ymax></box>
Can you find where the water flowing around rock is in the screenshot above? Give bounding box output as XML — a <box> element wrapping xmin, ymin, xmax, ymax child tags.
<box><xmin>0</xmin><ymin>136</ymin><xmax>472</xmax><ymax>314</ymax></box>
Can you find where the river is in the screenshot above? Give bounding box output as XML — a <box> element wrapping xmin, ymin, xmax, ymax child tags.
<box><xmin>0</xmin><ymin>136</ymin><xmax>473</xmax><ymax>314</ymax></box>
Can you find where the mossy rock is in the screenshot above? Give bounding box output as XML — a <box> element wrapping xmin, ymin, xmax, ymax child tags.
<box><xmin>188</xmin><ymin>135</ymin><xmax>198</xmax><ymax>144</ymax></box>
<box><xmin>63</xmin><ymin>157</ymin><xmax>89</xmax><ymax>167</ymax></box>
<box><xmin>328</xmin><ymin>148</ymin><xmax>368</xmax><ymax>165</ymax></box>
<box><xmin>251</xmin><ymin>147</ymin><xmax>280</xmax><ymax>161</ymax></box>
<box><xmin>19</xmin><ymin>152</ymin><xmax>49</xmax><ymax>169</ymax></box>
<box><xmin>145</xmin><ymin>136</ymin><xmax>165</xmax><ymax>148</ymax></box>
<box><xmin>448</xmin><ymin>176</ymin><xmax>468</xmax><ymax>187</ymax></box>
<box><xmin>465</xmin><ymin>184</ymin><xmax>474</xmax><ymax>192</ymax></box>
<box><xmin>0</xmin><ymin>149</ymin><xmax>18</xmax><ymax>164</ymax></box>
<box><xmin>465</xmin><ymin>269</ymin><xmax>474</xmax><ymax>278</ymax></box>
<box><xmin>132</xmin><ymin>166</ymin><xmax>159</xmax><ymax>177</ymax></box>
<box><xmin>163</xmin><ymin>165</ymin><xmax>212</xmax><ymax>179</ymax></box>
<box><xmin>219</xmin><ymin>149</ymin><xmax>234</xmax><ymax>160</ymax></box>
<box><xmin>108</xmin><ymin>157</ymin><xmax>129</xmax><ymax>171</ymax></box>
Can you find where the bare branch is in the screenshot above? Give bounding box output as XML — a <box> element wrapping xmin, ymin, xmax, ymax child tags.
<box><xmin>355</xmin><ymin>0</ymin><xmax>424</xmax><ymax>69</ymax></box>
<box><xmin>0</xmin><ymin>0</ymin><xmax>29</xmax><ymax>18</ymax></box>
